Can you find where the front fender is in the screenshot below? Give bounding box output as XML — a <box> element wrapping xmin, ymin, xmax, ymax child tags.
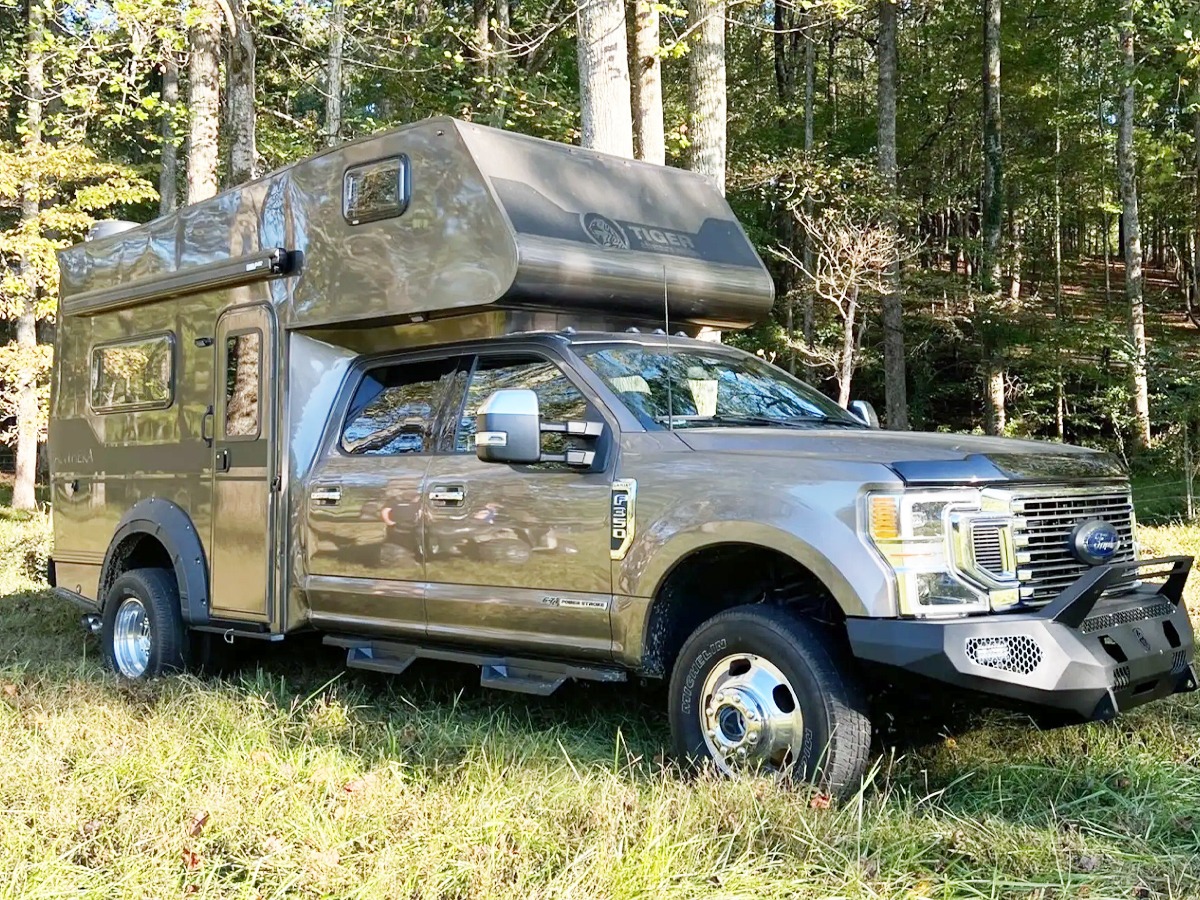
<box><xmin>613</xmin><ymin>465</ymin><xmax>898</xmax><ymax>618</ymax></box>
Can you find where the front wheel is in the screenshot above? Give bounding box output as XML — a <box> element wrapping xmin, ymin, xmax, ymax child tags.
<box><xmin>668</xmin><ymin>605</ymin><xmax>871</xmax><ymax>798</ymax></box>
<box><xmin>101</xmin><ymin>568</ymin><xmax>188</xmax><ymax>679</ymax></box>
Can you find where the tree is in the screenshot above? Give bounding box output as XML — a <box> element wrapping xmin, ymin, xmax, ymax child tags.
<box><xmin>687</xmin><ymin>0</ymin><xmax>727</xmax><ymax>192</ymax></box>
<box><xmin>228</xmin><ymin>0</ymin><xmax>258</xmax><ymax>185</ymax></box>
<box><xmin>773</xmin><ymin>204</ymin><xmax>909</xmax><ymax>406</ymax></box>
<box><xmin>11</xmin><ymin>0</ymin><xmax>45</xmax><ymax>511</ymax></box>
<box><xmin>325</xmin><ymin>0</ymin><xmax>344</xmax><ymax>146</ymax></box>
<box><xmin>631</xmin><ymin>0</ymin><xmax>665</xmax><ymax>164</ymax></box>
<box><xmin>877</xmin><ymin>0</ymin><xmax>907</xmax><ymax>429</ymax></box>
<box><xmin>1117</xmin><ymin>0</ymin><xmax>1151</xmax><ymax>448</ymax></box>
<box><xmin>576</xmin><ymin>0</ymin><xmax>634</xmax><ymax>157</ymax></box>
<box><xmin>159</xmin><ymin>51</ymin><xmax>180</xmax><ymax>214</ymax></box>
<box><xmin>981</xmin><ymin>0</ymin><xmax>1005</xmax><ymax>434</ymax></box>
<box><xmin>187</xmin><ymin>0</ymin><xmax>222</xmax><ymax>204</ymax></box>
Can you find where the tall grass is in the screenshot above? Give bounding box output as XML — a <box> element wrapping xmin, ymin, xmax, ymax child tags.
<box><xmin>0</xmin><ymin>519</ymin><xmax>1197</xmax><ymax>898</ymax></box>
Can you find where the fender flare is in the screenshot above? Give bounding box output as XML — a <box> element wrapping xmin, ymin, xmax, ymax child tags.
<box><xmin>100</xmin><ymin>498</ymin><xmax>209</xmax><ymax>625</ymax></box>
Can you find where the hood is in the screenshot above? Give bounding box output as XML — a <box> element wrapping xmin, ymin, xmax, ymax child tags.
<box><xmin>673</xmin><ymin>428</ymin><xmax>1127</xmax><ymax>484</ymax></box>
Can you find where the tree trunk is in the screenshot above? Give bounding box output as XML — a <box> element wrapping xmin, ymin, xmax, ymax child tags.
<box><xmin>687</xmin><ymin>0</ymin><xmax>727</xmax><ymax>193</ymax></box>
<box><xmin>986</xmin><ymin>364</ymin><xmax>1006</xmax><ymax>435</ymax></box>
<box><xmin>13</xmin><ymin>0</ymin><xmax>45</xmax><ymax>511</ymax></box>
<box><xmin>159</xmin><ymin>52</ymin><xmax>179</xmax><ymax>214</ymax></box>
<box><xmin>631</xmin><ymin>0</ymin><xmax>665</xmax><ymax>164</ymax></box>
<box><xmin>1117</xmin><ymin>2</ymin><xmax>1151</xmax><ymax>449</ymax></box>
<box><xmin>187</xmin><ymin>0</ymin><xmax>221</xmax><ymax>204</ymax></box>
<box><xmin>981</xmin><ymin>0</ymin><xmax>1003</xmax><ymax>294</ymax></box>
<box><xmin>577</xmin><ymin>0</ymin><xmax>634</xmax><ymax>158</ymax></box>
<box><xmin>1193</xmin><ymin>109</ymin><xmax>1199</xmax><ymax>309</ymax></box>
<box><xmin>227</xmin><ymin>0</ymin><xmax>257</xmax><ymax>186</ymax></box>
<box><xmin>801</xmin><ymin>16</ymin><xmax>815</xmax><ymax>369</ymax></box>
<box><xmin>837</xmin><ymin>287</ymin><xmax>859</xmax><ymax>407</ymax></box>
<box><xmin>492</xmin><ymin>0</ymin><xmax>510</xmax><ymax>125</ymax></box>
<box><xmin>325</xmin><ymin>0</ymin><xmax>344</xmax><ymax>146</ymax></box>
<box><xmin>473</xmin><ymin>0</ymin><xmax>490</xmax><ymax>79</ymax></box>
<box><xmin>877</xmin><ymin>0</ymin><xmax>907</xmax><ymax>430</ymax></box>
<box><xmin>773</xmin><ymin>0</ymin><xmax>792</xmax><ymax>103</ymax></box>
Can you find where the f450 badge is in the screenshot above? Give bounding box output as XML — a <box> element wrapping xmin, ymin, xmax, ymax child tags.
<box><xmin>610</xmin><ymin>479</ymin><xmax>637</xmax><ymax>560</ymax></box>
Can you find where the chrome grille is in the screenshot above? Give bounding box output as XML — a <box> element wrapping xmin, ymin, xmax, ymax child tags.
<box><xmin>1012</xmin><ymin>490</ymin><xmax>1136</xmax><ymax>605</ymax></box>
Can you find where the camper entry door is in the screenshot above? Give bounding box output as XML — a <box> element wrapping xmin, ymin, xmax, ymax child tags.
<box><xmin>209</xmin><ymin>304</ymin><xmax>276</xmax><ymax>621</ymax></box>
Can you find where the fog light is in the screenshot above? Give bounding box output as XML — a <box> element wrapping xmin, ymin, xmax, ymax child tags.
<box><xmin>965</xmin><ymin>635</ymin><xmax>1042</xmax><ymax>675</ymax></box>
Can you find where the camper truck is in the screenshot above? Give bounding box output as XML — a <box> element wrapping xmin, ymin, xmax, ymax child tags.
<box><xmin>48</xmin><ymin>117</ymin><xmax>1195</xmax><ymax>794</ymax></box>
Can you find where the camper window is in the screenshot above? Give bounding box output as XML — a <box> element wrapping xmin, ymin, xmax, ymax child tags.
<box><xmin>224</xmin><ymin>330</ymin><xmax>262</xmax><ymax>439</ymax></box>
<box><xmin>343</xmin><ymin>156</ymin><xmax>410</xmax><ymax>225</ymax></box>
<box><xmin>90</xmin><ymin>334</ymin><xmax>174</xmax><ymax>412</ymax></box>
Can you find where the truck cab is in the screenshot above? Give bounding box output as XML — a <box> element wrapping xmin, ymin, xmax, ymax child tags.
<box><xmin>48</xmin><ymin>118</ymin><xmax>1196</xmax><ymax>797</ymax></box>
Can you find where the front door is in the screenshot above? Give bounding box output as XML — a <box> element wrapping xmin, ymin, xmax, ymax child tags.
<box><xmin>209</xmin><ymin>305</ymin><xmax>275</xmax><ymax>621</ymax></box>
<box><xmin>422</xmin><ymin>351</ymin><xmax>616</xmax><ymax>659</ymax></box>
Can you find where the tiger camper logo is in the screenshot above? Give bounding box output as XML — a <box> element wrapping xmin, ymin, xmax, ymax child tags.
<box><xmin>582</xmin><ymin>213</ymin><xmax>630</xmax><ymax>249</ymax></box>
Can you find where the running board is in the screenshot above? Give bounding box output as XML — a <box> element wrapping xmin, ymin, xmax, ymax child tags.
<box><xmin>323</xmin><ymin>636</ymin><xmax>626</xmax><ymax>696</ymax></box>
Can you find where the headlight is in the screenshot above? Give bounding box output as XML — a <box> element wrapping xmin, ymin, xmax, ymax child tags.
<box><xmin>864</xmin><ymin>489</ymin><xmax>1019</xmax><ymax>618</ymax></box>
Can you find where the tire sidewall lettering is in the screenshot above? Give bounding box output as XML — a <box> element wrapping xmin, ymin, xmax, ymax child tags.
<box><xmin>680</xmin><ymin>637</ymin><xmax>727</xmax><ymax>715</ymax></box>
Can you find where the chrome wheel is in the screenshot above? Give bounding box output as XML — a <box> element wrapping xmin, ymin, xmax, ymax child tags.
<box><xmin>700</xmin><ymin>653</ymin><xmax>803</xmax><ymax>775</ymax></box>
<box><xmin>112</xmin><ymin>596</ymin><xmax>152</xmax><ymax>678</ymax></box>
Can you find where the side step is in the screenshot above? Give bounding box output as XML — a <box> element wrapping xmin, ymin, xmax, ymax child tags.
<box><xmin>324</xmin><ymin>636</ymin><xmax>626</xmax><ymax>697</ymax></box>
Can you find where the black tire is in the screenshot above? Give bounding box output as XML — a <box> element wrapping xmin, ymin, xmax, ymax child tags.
<box><xmin>668</xmin><ymin>604</ymin><xmax>871</xmax><ymax>798</ymax></box>
<box><xmin>101</xmin><ymin>568</ymin><xmax>189</xmax><ymax>679</ymax></box>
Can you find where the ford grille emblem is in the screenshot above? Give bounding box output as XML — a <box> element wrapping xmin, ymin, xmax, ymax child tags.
<box><xmin>1069</xmin><ymin>519</ymin><xmax>1120</xmax><ymax>566</ymax></box>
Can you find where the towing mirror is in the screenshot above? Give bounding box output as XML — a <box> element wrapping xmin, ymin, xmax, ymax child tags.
<box><xmin>475</xmin><ymin>388</ymin><xmax>605</xmax><ymax>467</ymax></box>
<box><xmin>475</xmin><ymin>389</ymin><xmax>542</xmax><ymax>464</ymax></box>
<box><xmin>848</xmin><ymin>400</ymin><xmax>880</xmax><ymax>428</ymax></box>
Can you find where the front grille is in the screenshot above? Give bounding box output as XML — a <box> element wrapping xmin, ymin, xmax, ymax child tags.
<box><xmin>1012</xmin><ymin>491</ymin><xmax>1137</xmax><ymax>605</ymax></box>
<box><xmin>965</xmin><ymin>635</ymin><xmax>1042</xmax><ymax>675</ymax></box>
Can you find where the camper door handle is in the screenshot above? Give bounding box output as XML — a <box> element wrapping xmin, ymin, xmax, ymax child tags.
<box><xmin>202</xmin><ymin>406</ymin><xmax>215</xmax><ymax>447</ymax></box>
<box><xmin>428</xmin><ymin>486</ymin><xmax>465</xmax><ymax>504</ymax></box>
<box><xmin>311</xmin><ymin>486</ymin><xmax>341</xmax><ymax>505</ymax></box>
<box><xmin>215</xmin><ymin>449</ymin><xmax>231</xmax><ymax>472</ymax></box>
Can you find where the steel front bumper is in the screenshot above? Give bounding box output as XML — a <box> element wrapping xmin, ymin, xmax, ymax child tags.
<box><xmin>846</xmin><ymin>557</ymin><xmax>1197</xmax><ymax>720</ymax></box>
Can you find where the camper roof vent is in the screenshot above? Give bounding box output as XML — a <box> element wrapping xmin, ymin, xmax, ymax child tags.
<box><xmin>561</xmin><ymin>326</ymin><xmax>576</xmax><ymax>335</ymax></box>
<box><xmin>87</xmin><ymin>220</ymin><xmax>139</xmax><ymax>242</ymax></box>
<box><xmin>625</xmin><ymin>326</ymin><xmax>641</xmax><ymax>334</ymax></box>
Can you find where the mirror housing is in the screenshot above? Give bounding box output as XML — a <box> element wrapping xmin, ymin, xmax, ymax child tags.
<box><xmin>475</xmin><ymin>389</ymin><xmax>543</xmax><ymax>464</ymax></box>
<box><xmin>848</xmin><ymin>399</ymin><xmax>880</xmax><ymax>429</ymax></box>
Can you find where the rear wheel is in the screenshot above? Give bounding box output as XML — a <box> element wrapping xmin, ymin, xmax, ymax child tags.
<box><xmin>101</xmin><ymin>568</ymin><xmax>188</xmax><ymax>679</ymax></box>
<box><xmin>668</xmin><ymin>605</ymin><xmax>871</xmax><ymax>797</ymax></box>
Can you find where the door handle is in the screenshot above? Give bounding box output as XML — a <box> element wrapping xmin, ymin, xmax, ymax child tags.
<box><xmin>428</xmin><ymin>486</ymin><xmax>465</xmax><ymax>504</ymax></box>
<box><xmin>202</xmin><ymin>405</ymin><xmax>215</xmax><ymax>448</ymax></box>
<box><xmin>215</xmin><ymin>448</ymin><xmax>230</xmax><ymax>472</ymax></box>
<box><xmin>311</xmin><ymin>486</ymin><xmax>342</xmax><ymax>505</ymax></box>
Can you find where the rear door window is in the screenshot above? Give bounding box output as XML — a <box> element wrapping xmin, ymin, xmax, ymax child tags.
<box><xmin>342</xmin><ymin>357</ymin><xmax>463</xmax><ymax>455</ymax></box>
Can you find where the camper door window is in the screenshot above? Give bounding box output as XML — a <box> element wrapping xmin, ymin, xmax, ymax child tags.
<box><xmin>90</xmin><ymin>334</ymin><xmax>174</xmax><ymax>412</ymax></box>
<box><xmin>343</xmin><ymin>156</ymin><xmax>410</xmax><ymax>225</ymax></box>
<box><xmin>224</xmin><ymin>331</ymin><xmax>262</xmax><ymax>440</ymax></box>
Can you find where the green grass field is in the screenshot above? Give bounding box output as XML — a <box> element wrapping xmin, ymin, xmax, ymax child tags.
<box><xmin>1</xmin><ymin>510</ymin><xmax>1198</xmax><ymax>899</ymax></box>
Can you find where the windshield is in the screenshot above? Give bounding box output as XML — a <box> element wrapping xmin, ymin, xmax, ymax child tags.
<box><xmin>576</xmin><ymin>344</ymin><xmax>864</xmax><ymax>429</ymax></box>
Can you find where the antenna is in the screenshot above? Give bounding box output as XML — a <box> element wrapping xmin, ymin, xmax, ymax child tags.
<box><xmin>663</xmin><ymin>266</ymin><xmax>674</xmax><ymax>432</ymax></box>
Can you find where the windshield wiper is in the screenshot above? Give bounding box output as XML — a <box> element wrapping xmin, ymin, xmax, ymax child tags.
<box><xmin>780</xmin><ymin>415</ymin><xmax>864</xmax><ymax>428</ymax></box>
<box><xmin>654</xmin><ymin>414</ymin><xmax>806</xmax><ymax>429</ymax></box>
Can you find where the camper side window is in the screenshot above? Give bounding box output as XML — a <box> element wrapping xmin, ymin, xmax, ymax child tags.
<box><xmin>341</xmin><ymin>358</ymin><xmax>461</xmax><ymax>456</ymax></box>
<box><xmin>90</xmin><ymin>334</ymin><xmax>174</xmax><ymax>412</ymax></box>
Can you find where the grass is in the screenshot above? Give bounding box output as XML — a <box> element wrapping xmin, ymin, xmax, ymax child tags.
<box><xmin>1</xmin><ymin>514</ymin><xmax>1199</xmax><ymax>899</ymax></box>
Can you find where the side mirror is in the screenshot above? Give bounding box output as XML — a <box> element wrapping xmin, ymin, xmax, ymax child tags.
<box><xmin>475</xmin><ymin>389</ymin><xmax>542</xmax><ymax>465</ymax></box>
<box><xmin>848</xmin><ymin>400</ymin><xmax>880</xmax><ymax>428</ymax></box>
<box><xmin>475</xmin><ymin>388</ymin><xmax>605</xmax><ymax>467</ymax></box>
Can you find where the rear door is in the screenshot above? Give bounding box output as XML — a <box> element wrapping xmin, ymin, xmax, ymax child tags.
<box><xmin>209</xmin><ymin>305</ymin><xmax>276</xmax><ymax>621</ymax></box>
<box><xmin>303</xmin><ymin>355</ymin><xmax>467</xmax><ymax>637</ymax></box>
<box><xmin>422</xmin><ymin>350</ymin><xmax>616</xmax><ymax>659</ymax></box>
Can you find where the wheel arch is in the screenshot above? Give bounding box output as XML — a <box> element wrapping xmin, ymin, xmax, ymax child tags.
<box><xmin>99</xmin><ymin>498</ymin><xmax>209</xmax><ymax>625</ymax></box>
<box><xmin>635</xmin><ymin>538</ymin><xmax>858</xmax><ymax>679</ymax></box>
